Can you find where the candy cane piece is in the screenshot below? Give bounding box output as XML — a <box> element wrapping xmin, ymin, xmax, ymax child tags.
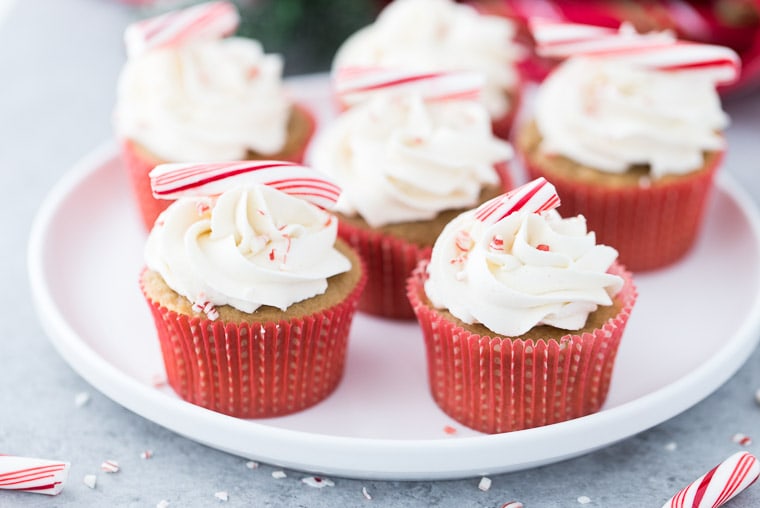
<box><xmin>530</xmin><ymin>19</ymin><xmax>673</xmax><ymax>57</ymax></box>
<box><xmin>474</xmin><ymin>177</ymin><xmax>560</xmax><ymax>226</ymax></box>
<box><xmin>150</xmin><ymin>161</ymin><xmax>342</xmax><ymax>210</ymax></box>
<box><xmin>529</xmin><ymin>19</ymin><xmax>740</xmax><ymax>84</ymax></box>
<box><xmin>124</xmin><ymin>1</ymin><xmax>239</xmax><ymax>58</ymax></box>
<box><xmin>0</xmin><ymin>455</ymin><xmax>70</xmax><ymax>496</ymax></box>
<box><xmin>334</xmin><ymin>66</ymin><xmax>484</xmax><ymax>106</ymax></box>
<box><xmin>661</xmin><ymin>451</ymin><xmax>759</xmax><ymax>508</ymax></box>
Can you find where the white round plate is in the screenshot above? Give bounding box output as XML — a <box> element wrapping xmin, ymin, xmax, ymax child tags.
<box><xmin>28</xmin><ymin>76</ymin><xmax>760</xmax><ymax>480</ymax></box>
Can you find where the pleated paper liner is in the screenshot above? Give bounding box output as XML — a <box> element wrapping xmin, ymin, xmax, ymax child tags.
<box><xmin>521</xmin><ymin>151</ymin><xmax>723</xmax><ymax>272</ymax></box>
<box><xmin>337</xmin><ymin>163</ymin><xmax>514</xmax><ymax>320</ymax></box>
<box><xmin>338</xmin><ymin>220</ymin><xmax>432</xmax><ymax>320</ymax></box>
<box><xmin>139</xmin><ymin>261</ymin><xmax>366</xmax><ymax>419</ymax></box>
<box><xmin>407</xmin><ymin>260</ymin><xmax>637</xmax><ymax>434</ymax></box>
<box><xmin>119</xmin><ymin>103</ymin><xmax>317</xmax><ymax>231</ymax></box>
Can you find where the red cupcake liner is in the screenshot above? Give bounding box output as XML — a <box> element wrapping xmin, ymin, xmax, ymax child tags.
<box><xmin>522</xmin><ymin>152</ymin><xmax>723</xmax><ymax>272</ymax></box>
<box><xmin>339</xmin><ymin>162</ymin><xmax>514</xmax><ymax>320</ymax></box>
<box><xmin>338</xmin><ymin>221</ymin><xmax>431</xmax><ymax>320</ymax></box>
<box><xmin>407</xmin><ymin>260</ymin><xmax>637</xmax><ymax>434</ymax></box>
<box><xmin>140</xmin><ymin>265</ymin><xmax>366</xmax><ymax>418</ymax></box>
<box><xmin>120</xmin><ymin>103</ymin><xmax>317</xmax><ymax>231</ymax></box>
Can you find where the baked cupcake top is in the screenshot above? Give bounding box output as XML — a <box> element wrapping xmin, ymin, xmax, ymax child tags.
<box><xmin>310</xmin><ymin>92</ymin><xmax>513</xmax><ymax>228</ymax></box>
<box><xmin>145</xmin><ymin>161</ymin><xmax>350</xmax><ymax>314</ymax></box>
<box><xmin>529</xmin><ymin>20</ymin><xmax>740</xmax><ymax>178</ymax></box>
<box><xmin>332</xmin><ymin>0</ymin><xmax>522</xmax><ymax>119</ymax></box>
<box><xmin>424</xmin><ymin>178</ymin><xmax>623</xmax><ymax>337</ymax></box>
<box><xmin>114</xmin><ymin>1</ymin><xmax>292</xmax><ymax>161</ymax></box>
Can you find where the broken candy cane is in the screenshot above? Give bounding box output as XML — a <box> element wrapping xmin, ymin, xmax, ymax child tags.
<box><xmin>474</xmin><ymin>177</ymin><xmax>559</xmax><ymax>226</ymax></box>
<box><xmin>124</xmin><ymin>1</ymin><xmax>239</xmax><ymax>58</ymax></box>
<box><xmin>334</xmin><ymin>66</ymin><xmax>484</xmax><ymax>106</ymax></box>
<box><xmin>149</xmin><ymin>160</ymin><xmax>341</xmax><ymax>210</ymax></box>
<box><xmin>0</xmin><ymin>455</ymin><xmax>70</xmax><ymax>496</ymax></box>
<box><xmin>529</xmin><ymin>19</ymin><xmax>740</xmax><ymax>84</ymax></box>
<box><xmin>661</xmin><ymin>451</ymin><xmax>759</xmax><ymax>508</ymax></box>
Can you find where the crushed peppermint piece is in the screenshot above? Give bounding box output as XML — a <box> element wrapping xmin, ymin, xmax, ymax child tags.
<box><xmin>362</xmin><ymin>486</ymin><xmax>372</xmax><ymax>500</ymax></box>
<box><xmin>192</xmin><ymin>294</ymin><xmax>219</xmax><ymax>320</ymax></box>
<box><xmin>152</xmin><ymin>374</ymin><xmax>167</xmax><ymax>387</ymax></box>
<box><xmin>665</xmin><ymin>442</ymin><xmax>678</xmax><ymax>452</ymax></box>
<box><xmin>578</xmin><ymin>495</ymin><xmax>591</xmax><ymax>504</ymax></box>
<box><xmin>157</xmin><ymin>501</ymin><xmax>170</xmax><ymax>508</ymax></box>
<box><xmin>101</xmin><ymin>460</ymin><xmax>120</xmax><ymax>473</ymax></box>
<box><xmin>732</xmin><ymin>433</ymin><xmax>753</xmax><ymax>446</ymax></box>
<box><xmin>444</xmin><ymin>425</ymin><xmax>457</xmax><ymax>435</ymax></box>
<box><xmin>83</xmin><ymin>474</ymin><xmax>97</xmax><ymax>489</ymax></box>
<box><xmin>302</xmin><ymin>476</ymin><xmax>335</xmax><ymax>488</ymax></box>
<box><xmin>478</xmin><ymin>476</ymin><xmax>492</xmax><ymax>491</ymax></box>
<box><xmin>245</xmin><ymin>460</ymin><xmax>259</xmax><ymax>469</ymax></box>
<box><xmin>272</xmin><ymin>470</ymin><xmax>287</xmax><ymax>479</ymax></box>
<box><xmin>214</xmin><ymin>491</ymin><xmax>229</xmax><ymax>501</ymax></box>
<box><xmin>141</xmin><ymin>450</ymin><xmax>154</xmax><ymax>459</ymax></box>
<box><xmin>75</xmin><ymin>391</ymin><xmax>91</xmax><ymax>407</ymax></box>
<box><xmin>501</xmin><ymin>502</ymin><xmax>524</xmax><ymax>508</ymax></box>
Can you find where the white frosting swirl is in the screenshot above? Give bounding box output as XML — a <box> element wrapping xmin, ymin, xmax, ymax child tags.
<box><xmin>310</xmin><ymin>94</ymin><xmax>513</xmax><ymax>227</ymax></box>
<box><xmin>332</xmin><ymin>0</ymin><xmax>521</xmax><ymax>118</ymax></box>
<box><xmin>115</xmin><ymin>37</ymin><xmax>292</xmax><ymax>161</ymax></box>
<box><xmin>145</xmin><ymin>185</ymin><xmax>351</xmax><ymax>313</ymax></box>
<box><xmin>425</xmin><ymin>208</ymin><xmax>623</xmax><ymax>336</ymax></box>
<box><xmin>535</xmin><ymin>57</ymin><xmax>729</xmax><ymax>178</ymax></box>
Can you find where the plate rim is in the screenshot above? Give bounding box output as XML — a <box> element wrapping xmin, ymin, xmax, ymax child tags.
<box><xmin>27</xmin><ymin>141</ymin><xmax>760</xmax><ymax>480</ymax></box>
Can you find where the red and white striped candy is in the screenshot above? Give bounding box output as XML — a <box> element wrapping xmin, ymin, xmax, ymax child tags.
<box><xmin>334</xmin><ymin>66</ymin><xmax>484</xmax><ymax>106</ymax></box>
<box><xmin>124</xmin><ymin>1</ymin><xmax>239</xmax><ymax>58</ymax></box>
<box><xmin>0</xmin><ymin>455</ymin><xmax>70</xmax><ymax>496</ymax></box>
<box><xmin>150</xmin><ymin>161</ymin><xmax>342</xmax><ymax>210</ymax></box>
<box><xmin>530</xmin><ymin>19</ymin><xmax>740</xmax><ymax>85</ymax></box>
<box><xmin>474</xmin><ymin>177</ymin><xmax>560</xmax><ymax>226</ymax></box>
<box><xmin>661</xmin><ymin>451</ymin><xmax>759</xmax><ymax>508</ymax></box>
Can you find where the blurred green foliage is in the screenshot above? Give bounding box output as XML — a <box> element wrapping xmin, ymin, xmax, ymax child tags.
<box><xmin>235</xmin><ymin>0</ymin><xmax>382</xmax><ymax>75</ymax></box>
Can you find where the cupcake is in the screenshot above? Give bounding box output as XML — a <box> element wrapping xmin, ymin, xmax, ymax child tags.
<box><xmin>331</xmin><ymin>0</ymin><xmax>523</xmax><ymax>140</ymax></box>
<box><xmin>407</xmin><ymin>177</ymin><xmax>637</xmax><ymax>433</ymax></box>
<box><xmin>311</xmin><ymin>89</ymin><xmax>514</xmax><ymax>319</ymax></box>
<box><xmin>140</xmin><ymin>161</ymin><xmax>365</xmax><ymax>418</ymax></box>
<box><xmin>516</xmin><ymin>21</ymin><xmax>740</xmax><ymax>271</ymax></box>
<box><xmin>114</xmin><ymin>1</ymin><xmax>316</xmax><ymax>231</ymax></box>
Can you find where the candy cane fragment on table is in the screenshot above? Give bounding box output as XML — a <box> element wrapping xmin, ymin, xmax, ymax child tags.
<box><xmin>473</xmin><ymin>177</ymin><xmax>560</xmax><ymax>226</ymax></box>
<box><xmin>333</xmin><ymin>66</ymin><xmax>485</xmax><ymax>106</ymax></box>
<box><xmin>661</xmin><ymin>451</ymin><xmax>759</xmax><ymax>508</ymax></box>
<box><xmin>124</xmin><ymin>0</ymin><xmax>239</xmax><ymax>58</ymax></box>
<box><xmin>149</xmin><ymin>161</ymin><xmax>342</xmax><ymax>210</ymax></box>
<box><xmin>529</xmin><ymin>18</ymin><xmax>741</xmax><ymax>85</ymax></box>
<box><xmin>0</xmin><ymin>455</ymin><xmax>70</xmax><ymax>496</ymax></box>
